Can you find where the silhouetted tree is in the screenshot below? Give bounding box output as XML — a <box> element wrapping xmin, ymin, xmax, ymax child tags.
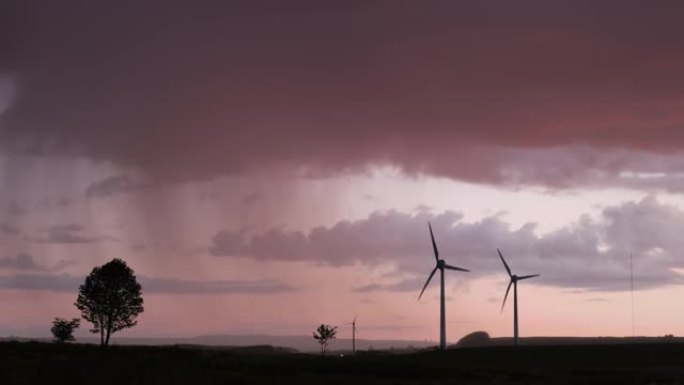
<box><xmin>313</xmin><ymin>324</ymin><xmax>337</xmax><ymax>356</ymax></box>
<box><xmin>75</xmin><ymin>258</ymin><xmax>144</xmax><ymax>347</ymax></box>
<box><xmin>50</xmin><ymin>318</ymin><xmax>80</xmax><ymax>343</ymax></box>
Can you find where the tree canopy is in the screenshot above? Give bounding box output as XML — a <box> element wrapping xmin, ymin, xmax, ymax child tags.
<box><xmin>75</xmin><ymin>258</ymin><xmax>144</xmax><ymax>347</ymax></box>
<box><xmin>313</xmin><ymin>324</ymin><xmax>337</xmax><ymax>356</ymax></box>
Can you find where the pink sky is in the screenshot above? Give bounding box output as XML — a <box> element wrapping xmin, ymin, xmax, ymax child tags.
<box><xmin>1</xmin><ymin>1</ymin><xmax>684</xmax><ymax>345</ymax></box>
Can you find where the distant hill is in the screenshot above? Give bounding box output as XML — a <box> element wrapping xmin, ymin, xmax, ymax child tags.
<box><xmin>452</xmin><ymin>335</ymin><xmax>682</xmax><ymax>348</ymax></box>
<box><xmin>187</xmin><ymin>335</ymin><xmax>435</xmax><ymax>352</ymax></box>
<box><xmin>0</xmin><ymin>334</ymin><xmax>435</xmax><ymax>353</ymax></box>
<box><xmin>4</xmin><ymin>334</ymin><xmax>679</xmax><ymax>352</ymax></box>
<box><xmin>491</xmin><ymin>336</ymin><xmax>682</xmax><ymax>346</ymax></box>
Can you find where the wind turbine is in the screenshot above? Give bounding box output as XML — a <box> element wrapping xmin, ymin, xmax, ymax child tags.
<box><xmin>497</xmin><ymin>248</ymin><xmax>539</xmax><ymax>346</ymax></box>
<box><xmin>418</xmin><ymin>222</ymin><xmax>469</xmax><ymax>350</ymax></box>
<box><xmin>346</xmin><ymin>316</ymin><xmax>357</xmax><ymax>354</ymax></box>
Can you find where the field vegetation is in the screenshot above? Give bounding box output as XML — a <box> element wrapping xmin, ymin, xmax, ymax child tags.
<box><xmin>3</xmin><ymin>340</ymin><xmax>684</xmax><ymax>384</ymax></box>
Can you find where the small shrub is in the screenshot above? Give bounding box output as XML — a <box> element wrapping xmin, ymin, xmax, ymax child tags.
<box><xmin>51</xmin><ymin>318</ymin><xmax>81</xmax><ymax>343</ymax></box>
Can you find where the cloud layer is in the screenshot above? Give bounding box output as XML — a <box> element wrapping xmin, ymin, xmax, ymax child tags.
<box><xmin>0</xmin><ymin>253</ymin><xmax>43</xmax><ymax>271</ymax></box>
<box><xmin>0</xmin><ymin>273</ymin><xmax>296</xmax><ymax>294</ymax></box>
<box><xmin>211</xmin><ymin>197</ymin><xmax>684</xmax><ymax>291</ymax></box>
<box><xmin>2</xmin><ymin>2</ymin><xmax>684</xmax><ymax>188</ymax></box>
<box><xmin>0</xmin><ymin>253</ymin><xmax>73</xmax><ymax>272</ymax></box>
<box><xmin>32</xmin><ymin>224</ymin><xmax>114</xmax><ymax>244</ymax></box>
<box><xmin>85</xmin><ymin>175</ymin><xmax>153</xmax><ymax>198</ymax></box>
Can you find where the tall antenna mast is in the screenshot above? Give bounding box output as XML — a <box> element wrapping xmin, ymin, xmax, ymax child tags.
<box><xmin>630</xmin><ymin>253</ymin><xmax>635</xmax><ymax>339</ymax></box>
<box><xmin>351</xmin><ymin>316</ymin><xmax>356</xmax><ymax>355</ymax></box>
<box><xmin>347</xmin><ymin>316</ymin><xmax>357</xmax><ymax>355</ymax></box>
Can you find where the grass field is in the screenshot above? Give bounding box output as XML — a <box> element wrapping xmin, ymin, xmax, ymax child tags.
<box><xmin>2</xmin><ymin>341</ymin><xmax>684</xmax><ymax>384</ymax></box>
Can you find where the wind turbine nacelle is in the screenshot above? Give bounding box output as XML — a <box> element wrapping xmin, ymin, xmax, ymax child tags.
<box><xmin>437</xmin><ymin>259</ymin><xmax>446</xmax><ymax>269</ymax></box>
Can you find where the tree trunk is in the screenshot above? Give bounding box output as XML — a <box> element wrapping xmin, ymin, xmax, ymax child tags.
<box><xmin>98</xmin><ymin>315</ymin><xmax>106</xmax><ymax>347</ymax></box>
<box><xmin>105</xmin><ymin>325</ymin><xmax>112</xmax><ymax>347</ymax></box>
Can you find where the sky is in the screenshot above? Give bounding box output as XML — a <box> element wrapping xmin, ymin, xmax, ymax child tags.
<box><xmin>2</xmin><ymin>1</ymin><xmax>684</xmax><ymax>344</ymax></box>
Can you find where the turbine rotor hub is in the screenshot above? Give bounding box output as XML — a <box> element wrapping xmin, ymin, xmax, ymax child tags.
<box><xmin>437</xmin><ymin>259</ymin><xmax>445</xmax><ymax>268</ymax></box>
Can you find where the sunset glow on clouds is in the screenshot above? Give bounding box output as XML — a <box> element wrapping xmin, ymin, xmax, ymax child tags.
<box><xmin>2</xmin><ymin>1</ymin><xmax>684</xmax><ymax>344</ymax></box>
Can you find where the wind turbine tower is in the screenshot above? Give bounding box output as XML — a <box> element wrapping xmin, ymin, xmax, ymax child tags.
<box><xmin>497</xmin><ymin>249</ymin><xmax>539</xmax><ymax>346</ymax></box>
<box><xmin>418</xmin><ymin>222</ymin><xmax>470</xmax><ymax>350</ymax></box>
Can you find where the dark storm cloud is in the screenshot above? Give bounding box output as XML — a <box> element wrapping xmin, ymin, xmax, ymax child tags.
<box><xmin>140</xmin><ymin>277</ymin><xmax>297</xmax><ymax>294</ymax></box>
<box><xmin>0</xmin><ymin>272</ymin><xmax>296</xmax><ymax>294</ymax></box>
<box><xmin>6</xmin><ymin>201</ymin><xmax>25</xmax><ymax>217</ymax></box>
<box><xmin>0</xmin><ymin>253</ymin><xmax>74</xmax><ymax>272</ymax></box>
<box><xmin>0</xmin><ymin>273</ymin><xmax>82</xmax><ymax>291</ymax></box>
<box><xmin>0</xmin><ymin>253</ymin><xmax>42</xmax><ymax>270</ymax></box>
<box><xmin>2</xmin><ymin>1</ymin><xmax>684</xmax><ymax>188</ymax></box>
<box><xmin>85</xmin><ymin>175</ymin><xmax>152</xmax><ymax>198</ymax></box>
<box><xmin>242</xmin><ymin>193</ymin><xmax>263</xmax><ymax>206</ymax></box>
<box><xmin>32</xmin><ymin>224</ymin><xmax>114</xmax><ymax>244</ymax></box>
<box><xmin>0</xmin><ymin>222</ymin><xmax>19</xmax><ymax>235</ymax></box>
<box><xmin>211</xmin><ymin>197</ymin><xmax>684</xmax><ymax>291</ymax></box>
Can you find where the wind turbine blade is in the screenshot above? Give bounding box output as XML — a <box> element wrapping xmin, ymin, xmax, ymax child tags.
<box><xmin>497</xmin><ymin>248</ymin><xmax>512</xmax><ymax>277</ymax></box>
<box><xmin>418</xmin><ymin>267</ymin><xmax>438</xmax><ymax>301</ymax></box>
<box><xmin>353</xmin><ymin>315</ymin><xmax>357</xmax><ymax>324</ymax></box>
<box><xmin>429</xmin><ymin>222</ymin><xmax>439</xmax><ymax>261</ymax></box>
<box><xmin>517</xmin><ymin>274</ymin><xmax>540</xmax><ymax>280</ymax></box>
<box><xmin>501</xmin><ymin>280</ymin><xmax>513</xmax><ymax>312</ymax></box>
<box><xmin>444</xmin><ymin>264</ymin><xmax>470</xmax><ymax>272</ymax></box>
